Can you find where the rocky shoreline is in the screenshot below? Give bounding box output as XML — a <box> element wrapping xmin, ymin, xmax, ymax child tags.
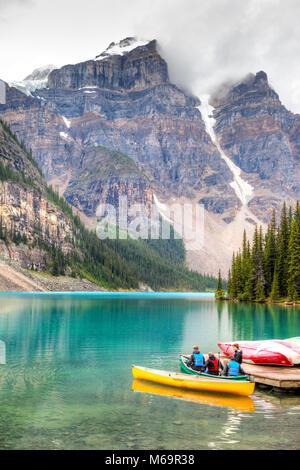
<box><xmin>0</xmin><ymin>257</ymin><xmax>157</xmax><ymax>292</ymax></box>
<box><xmin>0</xmin><ymin>258</ymin><xmax>106</xmax><ymax>292</ymax></box>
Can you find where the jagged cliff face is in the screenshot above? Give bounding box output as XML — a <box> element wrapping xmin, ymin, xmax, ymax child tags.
<box><xmin>0</xmin><ymin>123</ymin><xmax>74</xmax><ymax>269</ymax></box>
<box><xmin>64</xmin><ymin>145</ymin><xmax>153</xmax><ymax>217</ymax></box>
<box><xmin>0</xmin><ymin>86</ymin><xmax>80</xmax><ymax>179</ymax></box>
<box><xmin>0</xmin><ymin>180</ymin><xmax>74</xmax><ymax>269</ymax></box>
<box><xmin>0</xmin><ymin>38</ymin><xmax>237</xmax><ymax>222</ymax></box>
<box><xmin>212</xmin><ymin>71</ymin><xmax>300</xmax><ymax>220</ymax></box>
<box><xmin>0</xmin><ymin>120</ymin><xmax>43</xmax><ymax>187</ymax></box>
<box><xmin>48</xmin><ymin>39</ymin><xmax>168</xmax><ymax>91</ymax></box>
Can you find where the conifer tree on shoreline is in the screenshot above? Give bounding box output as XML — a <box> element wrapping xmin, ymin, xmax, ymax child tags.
<box><xmin>226</xmin><ymin>202</ymin><xmax>300</xmax><ymax>302</ymax></box>
<box><xmin>215</xmin><ymin>269</ymin><xmax>225</xmax><ymax>299</ymax></box>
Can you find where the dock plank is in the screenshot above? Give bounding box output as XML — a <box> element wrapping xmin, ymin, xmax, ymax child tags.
<box><xmin>219</xmin><ymin>353</ymin><xmax>300</xmax><ymax>389</ymax></box>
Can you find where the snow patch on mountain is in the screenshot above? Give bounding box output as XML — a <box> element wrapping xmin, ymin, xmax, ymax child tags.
<box><xmin>95</xmin><ymin>37</ymin><xmax>150</xmax><ymax>61</ymax></box>
<box><xmin>153</xmin><ymin>193</ymin><xmax>173</xmax><ymax>225</ymax></box>
<box><xmin>199</xmin><ymin>94</ymin><xmax>253</xmax><ymax>205</ymax></box>
<box><xmin>62</xmin><ymin>116</ymin><xmax>71</xmax><ymax>128</ymax></box>
<box><xmin>60</xmin><ymin>131</ymin><xmax>70</xmax><ymax>140</ymax></box>
<box><xmin>9</xmin><ymin>65</ymin><xmax>56</xmax><ymax>96</ymax></box>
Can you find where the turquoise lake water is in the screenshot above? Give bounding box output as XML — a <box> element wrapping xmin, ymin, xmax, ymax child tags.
<box><xmin>0</xmin><ymin>293</ymin><xmax>299</xmax><ymax>450</ymax></box>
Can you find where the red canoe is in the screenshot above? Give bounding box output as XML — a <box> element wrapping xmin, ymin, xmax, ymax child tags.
<box><xmin>218</xmin><ymin>337</ymin><xmax>300</xmax><ymax>366</ymax></box>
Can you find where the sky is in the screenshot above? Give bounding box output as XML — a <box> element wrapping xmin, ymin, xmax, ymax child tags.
<box><xmin>1</xmin><ymin>0</ymin><xmax>300</xmax><ymax>112</ymax></box>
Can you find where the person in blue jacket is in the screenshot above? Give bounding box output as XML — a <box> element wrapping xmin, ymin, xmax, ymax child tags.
<box><xmin>187</xmin><ymin>345</ymin><xmax>205</xmax><ymax>372</ymax></box>
<box><xmin>223</xmin><ymin>355</ymin><xmax>246</xmax><ymax>376</ymax></box>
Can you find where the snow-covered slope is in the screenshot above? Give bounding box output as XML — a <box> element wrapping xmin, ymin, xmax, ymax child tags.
<box><xmin>95</xmin><ymin>37</ymin><xmax>150</xmax><ymax>61</ymax></box>
<box><xmin>9</xmin><ymin>65</ymin><xmax>55</xmax><ymax>96</ymax></box>
<box><xmin>199</xmin><ymin>94</ymin><xmax>253</xmax><ymax>205</ymax></box>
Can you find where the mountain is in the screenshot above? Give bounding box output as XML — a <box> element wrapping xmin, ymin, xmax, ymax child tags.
<box><xmin>1</xmin><ymin>38</ymin><xmax>300</xmax><ymax>276</ymax></box>
<box><xmin>1</xmin><ymin>38</ymin><xmax>236</xmax><ymax>221</ymax></box>
<box><xmin>0</xmin><ymin>118</ymin><xmax>214</xmax><ymax>291</ymax></box>
<box><xmin>190</xmin><ymin>72</ymin><xmax>300</xmax><ymax>274</ymax></box>
<box><xmin>211</xmin><ymin>71</ymin><xmax>300</xmax><ymax>221</ymax></box>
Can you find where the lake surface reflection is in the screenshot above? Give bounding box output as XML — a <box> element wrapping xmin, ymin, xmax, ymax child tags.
<box><xmin>0</xmin><ymin>293</ymin><xmax>299</xmax><ymax>450</ymax></box>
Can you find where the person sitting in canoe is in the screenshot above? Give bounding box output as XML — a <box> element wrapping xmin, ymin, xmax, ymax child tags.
<box><xmin>203</xmin><ymin>352</ymin><xmax>224</xmax><ymax>376</ymax></box>
<box><xmin>186</xmin><ymin>345</ymin><xmax>205</xmax><ymax>371</ymax></box>
<box><xmin>223</xmin><ymin>355</ymin><xmax>246</xmax><ymax>377</ymax></box>
<box><xmin>232</xmin><ymin>343</ymin><xmax>243</xmax><ymax>364</ymax></box>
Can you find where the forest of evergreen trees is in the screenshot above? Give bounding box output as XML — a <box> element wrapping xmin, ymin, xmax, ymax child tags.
<box><xmin>225</xmin><ymin>201</ymin><xmax>300</xmax><ymax>302</ymax></box>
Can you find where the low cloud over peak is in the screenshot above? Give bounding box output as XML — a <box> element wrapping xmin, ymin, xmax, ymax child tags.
<box><xmin>1</xmin><ymin>0</ymin><xmax>300</xmax><ymax>112</ymax></box>
<box><xmin>134</xmin><ymin>0</ymin><xmax>300</xmax><ymax>112</ymax></box>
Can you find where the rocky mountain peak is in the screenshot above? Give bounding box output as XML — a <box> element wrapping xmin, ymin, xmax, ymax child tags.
<box><xmin>217</xmin><ymin>70</ymin><xmax>276</xmax><ymax>106</ymax></box>
<box><xmin>24</xmin><ymin>65</ymin><xmax>56</xmax><ymax>82</ymax></box>
<box><xmin>254</xmin><ymin>70</ymin><xmax>268</xmax><ymax>84</ymax></box>
<box><xmin>47</xmin><ymin>38</ymin><xmax>167</xmax><ymax>91</ymax></box>
<box><xmin>95</xmin><ymin>37</ymin><xmax>151</xmax><ymax>60</ymax></box>
<box><xmin>238</xmin><ymin>70</ymin><xmax>270</xmax><ymax>93</ymax></box>
<box><xmin>211</xmin><ymin>68</ymin><xmax>300</xmax><ymax>220</ymax></box>
<box><xmin>9</xmin><ymin>65</ymin><xmax>56</xmax><ymax>96</ymax></box>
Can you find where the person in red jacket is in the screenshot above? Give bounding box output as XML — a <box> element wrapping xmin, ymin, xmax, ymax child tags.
<box><xmin>204</xmin><ymin>352</ymin><xmax>223</xmax><ymax>376</ymax></box>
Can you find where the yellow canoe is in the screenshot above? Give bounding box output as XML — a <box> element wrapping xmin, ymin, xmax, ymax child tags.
<box><xmin>132</xmin><ymin>365</ymin><xmax>255</xmax><ymax>397</ymax></box>
<box><xmin>132</xmin><ymin>379</ymin><xmax>255</xmax><ymax>412</ymax></box>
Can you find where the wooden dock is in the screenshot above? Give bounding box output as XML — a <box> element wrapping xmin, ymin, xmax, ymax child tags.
<box><xmin>239</xmin><ymin>362</ymin><xmax>300</xmax><ymax>390</ymax></box>
<box><xmin>188</xmin><ymin>353</ymin><xmax>300</xmax><ymax>392</ymax></box>
<box><xmin>218</xmin><ymin>354</ymin><xmax>300</xmax><ymax>391</ymax></box>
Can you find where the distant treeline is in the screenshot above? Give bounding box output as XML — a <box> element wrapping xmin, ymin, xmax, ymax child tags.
<box><xmin>227</xmin><ymin>201</ymin><xmax>300</xmax><ymax>302</ymax></box>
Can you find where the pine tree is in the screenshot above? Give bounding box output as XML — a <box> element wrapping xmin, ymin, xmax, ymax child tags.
<box><xmin>52</xmin><ymin>256</ymin><xmax>59</xmax><ymax>276</ymax></box>
<box><xmin>252</xmin><ymin>226</ymin><xmax>266</xmax><ymax>301</ymax></box>
<box><xmin>287</xmin><ymin>219</ymin><xmax>300</xmax><ymax>301</ymax></box>
<box><xmin>242</xmin><ymin>230</ymin><xmax>248</xmax><ymax>259</ymax></box>
<box><xmin>0</xmin><ymin>217</ymin><xmax>3</xmax><ymax>240</ymax></box>
<box><xmin>241</xmin><ymin>230</ymin><xmax>250</xmax><ymax>293</ymax></box>
<box><xmin>295</xmin><ymin>201</ymin><xmax>300</xmax><ymax>231</ymax></box>
<box><xmin>256</xmin><ymin>277</ymin><xmax>266</xmax><ymax>302</ymax></box>
<box><xmin>230</xmin><ymin>253</ymin><xmax>237</xmax><ymax>298</ymax></box>
<box><xmin>264</xmin><ymin>210</ymin><xmax>277</xmax><ymax>296</ymax></box>
<box><xmin>288</xmin><ymin>206</ymin><xmax>293</xmax><ymax>232</ymax></box>
<box><xmin>235</xmin><ymin>251</ymin><xmax>243</xmax><ymax>297</ymax></box>
<box><xmin>278</xmin><ymin>202</ymin><xmax>290</xmax><ymax>297</ymax></box>
<box><xmin>243</xmin><ymin>263</ymin><xmax>254</xmax><ymax>300</ymax></box>
<box><xmin>227</xmin><ymin>269</ymin><xmax>232</xmax><ymax>299</ymax></box>
<box><xmin>215</xmin><ymin>269</ymin><xmax>225</xmax><ymax>299</ymax></box>
<box><xmin>270</xmin><ymin>262</ymin><xmax>281</xmax><ymax>302</ymax></box>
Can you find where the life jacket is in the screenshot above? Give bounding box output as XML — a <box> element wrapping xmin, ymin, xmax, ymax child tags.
<box><xmin>228</xmin><ymin>360</ymin><xmax>240</xmax><ymax>376</ymax></box>
<box><xmin>193</xmin><ymin>352</ymin><xmax>204</xmax><ymax>367</ymax></box>
<box><xmin>207</xmin><ymin>357</ymin><xmax>218</xmax><ymax>372</ymax></box>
